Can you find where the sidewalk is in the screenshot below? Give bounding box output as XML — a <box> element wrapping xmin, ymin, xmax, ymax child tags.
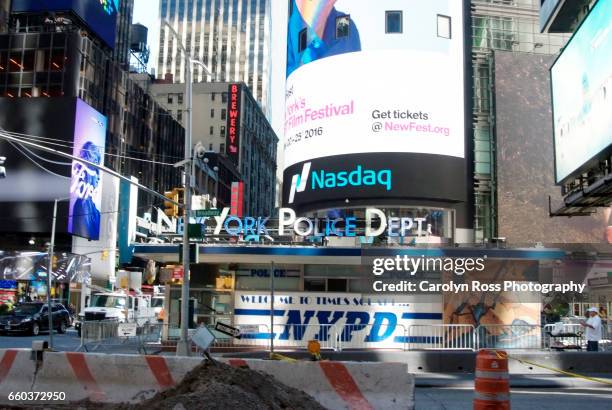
<box><xmin>415</xmin><ymin>373</ymin><xmax>612</xmax><ymax>388</ymax></box>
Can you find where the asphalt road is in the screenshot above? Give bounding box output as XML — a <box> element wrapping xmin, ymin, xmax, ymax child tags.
<box><xmin>0</xmin><ymin>329</ymin><xmax>82</xmax><ymax>351</ymax></box>
<box><xmin>416</xmin><ymin>387</ymin><xmax>612</xmax><ymax>409</ymax></box>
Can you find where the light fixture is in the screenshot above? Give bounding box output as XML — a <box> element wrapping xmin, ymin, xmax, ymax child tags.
<box><xmin>28</xmin><ymin>237</ymin><xmax>35</xmax><ymax>245</ymax></box>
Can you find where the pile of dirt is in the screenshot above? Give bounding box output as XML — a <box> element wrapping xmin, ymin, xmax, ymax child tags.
<box><xmin>132</xmin><ymin>360</ymin><xmax>326</xmax><ymax>410</ymax></box>
<box><xmin>5</xmin><ymin>360</ymin><xmax>325</xmax><ymax>410</ymax></box>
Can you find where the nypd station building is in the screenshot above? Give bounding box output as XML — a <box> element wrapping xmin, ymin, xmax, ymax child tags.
<box><xmin>132</xmin><ymin>239</ymin><xmax>564</xmax><ymax>349</ymax></box>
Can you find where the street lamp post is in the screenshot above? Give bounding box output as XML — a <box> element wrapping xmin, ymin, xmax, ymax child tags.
<box><xmin>213</xmin><ymin>166</ymin><xmax>219</xmax><ymax>207</ymax></box>
<box><xmin>46</xmin><ymin>197</ymin><xmax>69</xmax><ymax>350</ymax></box>
<box><xmin>162</xmin><ymin>21</ymin><xmax>213</xmax><ymax>356</ymax></box>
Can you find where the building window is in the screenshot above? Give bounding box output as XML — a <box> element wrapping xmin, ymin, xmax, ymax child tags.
<box><xmin>167</xmin><ymin>94</ymin><xmax>173</xmax><ymax>104</ymax></box>
<box><xmin>220</xmin><ymin>125</ymin><xmax>226</xmax><ymax>136</ymax></box>
<box><xmin>298</xmin><ymin>28</ymin><xmax>308</xmax><ymax>52</ymax></box>
<box><xmin>222</xmin><ymin>92</ymin><xmax>228</xmax><ymax>103</ymax></box>
<box><xmin>211</xmin><ymin>92</ymin><xmax>216</xmax><ymax>101</ymax></box>
<box><xmin>437</xmin><ymin>14</ymin><xmax>451</xmax><ymax>39</ymax></box>
<box><xmin>210</xmin><ymin>125</ymin><xmax>214</xmax><ymax>135</ymax></box>
<box><xmin>221</xmin><ymin>108</ymin><xmax>227</xmax><ymax>120</ymax></box>
<box><xmin>177</xmin><ymin>93</ymin><xmax>183</xmax><ymax>104</ymax></box>
<box><xmin>328</xmin><ymin>279</ymin><xmax>348</xmax><ymax>292</ymax></box>
<box><xmin>220</xmin><ymin>143</ymin><xmax>225</xmax><ymax>152</ymax></box>
<box><xmin>336</xmin><ymin>15</ymin><xmax>350</xmax><ymax>39</ymax></box>
<box><xmin>385</xmin><ymin>11</ymin><xmax>403</xmax><ymax>34</ymax></box>
<box><xmin>209</xmin><ymin>143</ymin><xmax>213</xmax><ymax>150</ymax></box>
<box><xmin>304</xmin><ymin>278</ymin><xmax>326</xmax><ymax>292</ymax></box>
<box><xmin>177</xmin><ymin>110</ymin><xmax>182</xmax><ymax>122</ymax></box>
<box><xmin>210</xmin><ymin>108</ymin><xmax>214</xmax><ymax>118</ymax></box>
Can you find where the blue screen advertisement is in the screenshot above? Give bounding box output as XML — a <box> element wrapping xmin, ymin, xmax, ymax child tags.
<box><xmin>67</xmin><ymin>99</ymin><xmax>107</xmax><ymax>240</ymax></box>
<box><xmin>551</xmin><ymin>0</ymin><xmax>612</xmax><ymax>183</ymax></box>
<box><xmin>11</xmin><ymin>0</ymin><xmax>119</xmax><ymax>48</ymax></box>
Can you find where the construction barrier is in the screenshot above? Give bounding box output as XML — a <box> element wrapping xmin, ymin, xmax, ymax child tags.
<box><xmin>224</xmin><ymin>358</ymin><xmax>415</xmax><ymax>410</ymax></box>
<box><xmin>474</xmin><ymin>349</ymin><xmax>510</xmax><ymax>410</ymax></box>
<box><xmin>0</xmin><ymin>349</ymin><xmax>414</xmax><ymax>409</ymax></box>
<box><xmin>0</xmin><ymin>350</ymin><xmax>203</xmax><ymax>405</ymax></box>
<box><xmin>0</xmin><ymin>349</ymin><xmax>37</xmax><ymax>399</ymax></box>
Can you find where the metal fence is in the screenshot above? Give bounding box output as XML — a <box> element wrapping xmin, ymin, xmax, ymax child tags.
<box><xmin>408</xmin><ymin>324</ymin><xmax>477</xmax><ymax>350</ymax></box>
<box><xmin>476</xmin><ymin>324</ymin><xmax>542</xmax><ymax>349</ymax></box>
<box><xmin>78</xmin><ymin>318</ymin><xmax>161</xmax><ymax>354</ymax></box>
<box><xmin>144</xmin><ymin>321</ymin><xmax>612</xmax><ymax>353</ymax></box>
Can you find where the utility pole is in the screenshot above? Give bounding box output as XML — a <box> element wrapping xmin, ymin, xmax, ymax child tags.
<box><xmin>177</xmin><ymin>48</ymin><xmax>193</xmax><ymax>356</ymax></box>
<box><xmin>270</xmin><ymin>260</ymin><xmax>275</xmax><ymax>355</ymax></box>
<box><xmin>45</xmin><ymin>198</ymin><xmax>61</xmax><ymax>350</ymax></box>
<box><xmin>161</xmin><ymin>21</ymin><xmax>213</xmax><ymax>356</ymax></box>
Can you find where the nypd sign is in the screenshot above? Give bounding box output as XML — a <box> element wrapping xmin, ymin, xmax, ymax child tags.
<box><xmin>234</xmin><ymin>291</ymin><xmax>442</xmax><ymax>349</ymax></box>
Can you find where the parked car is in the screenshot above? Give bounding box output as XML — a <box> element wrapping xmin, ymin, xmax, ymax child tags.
<box><xmin>0</xmin><ymin>302</ymin><xmax>71</xmax><ymax>336</ymax></box>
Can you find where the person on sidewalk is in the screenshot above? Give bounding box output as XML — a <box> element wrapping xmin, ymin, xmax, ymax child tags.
<box><xmin>580</xmin><ymin>307</ymin><xmax>603</xmax><ymax>351</ymax></box>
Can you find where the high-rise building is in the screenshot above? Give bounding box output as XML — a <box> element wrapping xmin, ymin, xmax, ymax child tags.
<box><xmin>157</xmin><ymin>0</ymin><xmax>272</xmax><ymax>115</ymax></box>
<box><xmin>148</xmin><ymin>80</ymin><xmax>278</xmax><ymax>215</ymax></box>
<box><xmin>0</xmin><ymin>0</ymin><xmax>8</xmax><ymax>34</ymax></box>
<box><xmin>470</xmin><ymin>0</ymin><xmax>571</xmax><ymax>241</ymax></box>
<box><xmin>113</xmin><ymin>0</ymin><xmax>135</xmax><ymax>70</ymax></box>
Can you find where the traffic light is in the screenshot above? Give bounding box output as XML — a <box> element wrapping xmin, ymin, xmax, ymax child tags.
<box><xmin>164</xmin><ymin>190</ymin><xmax>179</xmax><ymax>217</ymax></box>
<box><xmin>164</xmin><ymin>188</ymin><xmax>185</xmax><ymax>217</ymax></box>
<box><xmin>175</xmin><ymin>188</ymin><xmax>185</xmax><ymax>216</ymax></box>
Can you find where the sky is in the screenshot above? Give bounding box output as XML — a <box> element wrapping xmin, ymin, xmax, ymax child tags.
<box><xmin>133</xmin><ymin>0</ymin><xmax>288</xmax><ymax>176</ymax></box>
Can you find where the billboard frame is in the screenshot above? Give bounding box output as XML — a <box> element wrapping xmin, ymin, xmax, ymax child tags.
<box><xmin>550</xmin><ymin>0</ymin><xmax>612</xmax><ymax>185</ymax></box>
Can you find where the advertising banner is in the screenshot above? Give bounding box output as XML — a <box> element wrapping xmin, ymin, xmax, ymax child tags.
<box><xmin>234</xmin><ymin>291</ymin><xmax>442</xmax><ymax>349</ymax></box>
<box><xmin>67</xmin><ymin>99</ymin><xmax>107</xmax><ymax>241</ymax></box>
<box><xmin>284</xmin><ymin>0</ymin><xmax>467</xmax><ymax>207</ymax></box>
<box><xmin>551</xmin><ymin>0</ymin><xmax>612</xmax><ymax>183</ymax></box>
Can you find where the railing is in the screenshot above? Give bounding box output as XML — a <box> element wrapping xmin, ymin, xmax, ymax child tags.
<box><xmin>408</xmin><ymin>324</ymin><xmax>477</xmax><ymax>350</ymax></box>
<box><xmin>78</xmin><ymin>318</ymin><xmax>161</xmax><ymax>354</ymax></box>
<box><xmin>477</xmin><ymin>324</ymin><xmax>542</xmax><ymax>349</ymax></box>
<box><xmin>112</xmin><ymin>321</ymin><xmax>612</xmax><ymax>353</ymax></box>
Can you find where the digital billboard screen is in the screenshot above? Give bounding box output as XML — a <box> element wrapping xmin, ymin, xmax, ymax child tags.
<box><xmin>11</xmin><ymin>0</ymin><xmax>119</xmax><ymax>48</ymax></box>
<box><xmin>283</xmin><ymin>0</ymin><xmax>467</xmax><ymax>208</ymax></box>
<box><xmin>67</xmin><ymin>99</ymin><xmax>107</xmax><ymax>240</ymax></box>
<box><xmin>0</xmin><ymin>97</ymin><xmax>76</xmax><ymax>234</ymax></box>
<box><xmin>551</xmin><ymin>0</ymin><xmax>612</xmax><ymax>183</ymax></box>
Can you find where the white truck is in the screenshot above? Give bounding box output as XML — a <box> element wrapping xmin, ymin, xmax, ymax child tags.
<box><xmin>75</xmin><ymin>292</ymin><xmax>154</xmax><ymax>336</ymax></box>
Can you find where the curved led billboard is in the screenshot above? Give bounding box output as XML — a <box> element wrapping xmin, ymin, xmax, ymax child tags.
<box><xmin>551</xmin><ymin>0</ymin><xmax>612</xmax><ymax>183</ymax></box>
<box><xmin>283</xmin><ymin>0</ymin><xmax>467</xmax><ymax>209</ymax></box>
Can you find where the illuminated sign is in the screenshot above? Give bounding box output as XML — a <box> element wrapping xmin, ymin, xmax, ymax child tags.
<box><xmin>11</xmin><ymin>0</ymin><xmax>120</xmax><ymax>48</ymax></box>
<box><xmin>67</xmin><ymin>99</ymin><xmax>107</xmax><ymax>240</ymax></box>
<box><xmin>133</xmin><ymin>207</ymin><xmax>430</xmax><ymax>240</ymax></box>
<box><xmin>283</xmin><ymin>0</ymin><xmax>467</xmax><ymax>207</ymax></box>
<box><xmin>226</xmin><ymin>83</ymin><xmax>241</xmax><ymax>164</ymax></box>
<box><xmin>230</xmin><ymin>181</ymin><xmax>244</xmax><ymax>217</ymax></box>
<box><xmin>289</xmin><ymin>162</ymin><xmax>392</xmax><ymax>204</ymax></box>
